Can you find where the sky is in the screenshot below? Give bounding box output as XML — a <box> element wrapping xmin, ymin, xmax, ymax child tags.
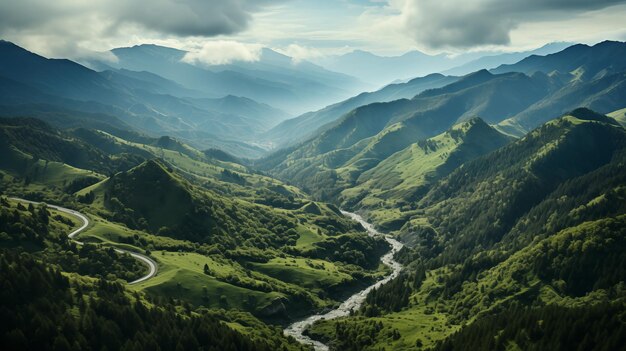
<box><xmin>1</xmin><ymin>0</ymin><xmax>626</xmax><ymax>63</ymax></box>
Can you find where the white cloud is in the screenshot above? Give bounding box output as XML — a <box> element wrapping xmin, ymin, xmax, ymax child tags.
<box><xmin>182</xmin><ymin>41</ymin><xmax>263</xmax><ymax>66</ymax></box>
<box><xmin>276</xmin><ymin>44</ymin><xmax>324</xmax><ymax>63</ymax></box>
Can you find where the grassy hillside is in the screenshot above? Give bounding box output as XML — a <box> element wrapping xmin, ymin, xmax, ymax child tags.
<box><xmin>608</xmin><ymin>107</ymin><xmax>626</xmax><ymax>127</ymax></box>
<box><xmin>265</xmin><ymin>44</ymin><xmax>626</xmax><ymax>194</ymax></box>
<box><xmin>339</xmin><ymin>118</ymin><xmax>512</xmax><ymax>230</ymax></box>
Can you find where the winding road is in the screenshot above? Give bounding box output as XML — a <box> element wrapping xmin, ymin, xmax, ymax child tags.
<box><xmin>12</xmin><ymin>198</ymin><xmax>403</xmax><ymax>349</ymax></box>
<box><xmin>10</xmin><ymin>197</ymin><xmax>157</xmax><ymax>285</ymax></box>
<box><xmin>284</xmin><ymin>210</ymin><xmax>404</xmax><ymax>351</ymax></box>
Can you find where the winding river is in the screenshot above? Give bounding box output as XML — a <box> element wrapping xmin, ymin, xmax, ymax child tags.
<box><xmin>284</xmin><ymin>210</ymin><xmax>404</xmax><ymax>351</ymax></box>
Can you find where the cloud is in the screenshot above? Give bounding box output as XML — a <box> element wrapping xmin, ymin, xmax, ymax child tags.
<box><xmin>387</xmin><ymin>0</ymin><xmax>626</xmax><ymax>49</ymax></box>
<box><xmin>182</xmin><ymin>41</ymin><xmax>263</xmax><ymax>66</ymax></box>
<box><xmin>276</xmin><ymin>44</ymin><xmax>324</xmax><ymax>63</ymax></box>
<box><xmin>0</xmin><ymin>0</ymin><xmax>284</xmax><ymax>57</ymax></box>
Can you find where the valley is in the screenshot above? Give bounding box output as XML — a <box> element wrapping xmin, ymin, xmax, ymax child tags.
<box><xmin>1</xmin><ymin>30</ymin><xmax>626</xmax><ymax>351</ymax></box>
<box><xmin>285</xmin><ymin>211</ymin><xmax>404</xmax><ymax>350</ymax></box>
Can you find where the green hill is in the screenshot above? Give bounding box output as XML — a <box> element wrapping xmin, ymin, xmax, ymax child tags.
<box><xmin>339</xmin><ymin>118</ymin><xmax>512</xmax><ymax>229</ymax></box>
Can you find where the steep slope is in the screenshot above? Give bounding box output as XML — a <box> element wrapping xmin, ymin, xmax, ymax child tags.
<box><xmin>0</xmin><ymin>117</ymin><xmax>141</xmax><ymax>176</ymax></box>
<box><xmin>340</xmin><ymin>118</ymin><xmax>512</xmax><ymax>229</ymax></box>
<box><xmin>0</xmin><ymin>40</ymin><xmax>130</xmax><ymax>106</ymax></box>
<box><xmin>492</xmin><ymin>40</ymin><xmax>626</xmax><ymax>81</ymax></box>
<box><xmin>265</xmin><ymin>70</ymin><xmax>558</xmax><ymax>199</ymax></box>
<box><xmin>608</xmin><ymin>107</ymin><xmax>626</xmax><ymax>126</ymax></box>
<box><xmin>403</xmin><ymin>109</ymin><xmax>625</xmax><ymax>251</ymax></box>
<box><xmin>262</xmin><ymin>73</ymin><xmax>458</xmax><ymax>148</ymax></box>
<box><xmin>443</xmin><ymin>42</ymin><xmax>573</xmax><ymax>76</ymax></box>
<box><xmin>497</xmin><ymin>71</ymin><xmax>626</xmax><ymax>136</ymax></box>
<box><xmin>433</xmin><ymin>216</ymin><xmax>626</xmax><ymax>351</ymax></box>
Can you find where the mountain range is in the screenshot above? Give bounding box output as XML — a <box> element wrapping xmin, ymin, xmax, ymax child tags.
<box><xmin>313</xmin><ymin>42</ymin><xmax>571</xmax><ymax>86</ymax></box>
<box><xmin>2</xmin><ymin>36</ymin><xmax>626</xmax><ymax>351</ymax></box>
<box><xmin>260</xmin><ymin>41</ymin><xmax>626</xmax><ymax>203</ymax></box>
<box><xmin>91</xmin><ymin>45</ymin><xmax>366</xmax><ymax>115</ymax></box>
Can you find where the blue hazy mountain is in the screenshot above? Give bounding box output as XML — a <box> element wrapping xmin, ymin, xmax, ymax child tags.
<box><xmin>443</xmin><ymin>42</ymin><xmax>573</xmax><ymax>76</ymax></box>
<box><xmin>492</xmin><ymin>41</ymin><xmax>626</xmax><ymax>80</ymax></box>
<box><xmin>314</xmin><ymin>43</ymin><xmax>572</xmax><ymax>87</ymax></box>
<box><xmin>91</xmin><ymin>44</ymin><xmax>366</xmax><ymax>115</ymax></box>
<box><xmin>0</xmin><ymin>40</ymin><xmax>292</xmax><ymax>157</ymax></box>
<box><xmin>262</xmin><ymin>73</ymin><xmax>459</xmax><ymax>148</ymax></box>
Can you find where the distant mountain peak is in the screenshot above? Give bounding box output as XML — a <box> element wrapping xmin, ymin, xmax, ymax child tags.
<box><xmin>450</xmin><ymin>116</ymin><xmax>503</xmax><ymax>138</ymax></box>
<box><xmin>111</xmin><ymin>43</ymin><xmax>186</xmax><ymax>59</ymax></box>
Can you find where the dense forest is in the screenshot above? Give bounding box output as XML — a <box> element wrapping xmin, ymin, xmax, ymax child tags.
<box><xmin>306</xmin><ymin>112</ymin><xmax>626</xmax><ymax>350</ymax></box>
<box><xmin>433</xmin><ymin>303</ymin><xmax>626</xmax><ymax>351</ymax></box>
<box><xmin>0</xmin><ymin>251</ymin><xmax>299</xmax><ymax>351</ymax></box>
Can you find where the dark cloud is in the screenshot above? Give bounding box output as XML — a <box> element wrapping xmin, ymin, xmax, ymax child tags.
<box><xmin>399</xmin><ymin>0</ymin><xmax>626</xmax><ymax>49</ymax></box>
<box><xmin>112</xmin><ymin>0</ymin><xmax>284</xmax><ymax>37</ymax></box>
<box><xmin>0</xmin><ymin>0</ymin><xmax>284</xmax><ymax>57</ymax></box>
<box><xmin>0</xmin><ymin>0</ymin><xmax>284</xmax><ymax>37</ymax></box>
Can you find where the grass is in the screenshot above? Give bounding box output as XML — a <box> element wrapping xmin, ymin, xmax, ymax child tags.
<box><xmin>295</xmin><ymin>225</ymin><xmax>325</xmax><ymax>248</ymax></box>
<box><xmin>608</xmin><ymin>107</ymin><xmax>626</xmax><ymax>127</ymax></box>
<box><xmin>308</xmin><ymin>267</ymin><xmax>461</xmax><ymax>350</ymax></box>
<box><xmin>251</xmin><ymin>257</ymin><xmax>353</xmax><ymax>291</ymax></box>
<box><xmin>98</xmin><ymin>131</ymin><xmax>306</xmax><ymax>199</ymax></box>
<box><xmin>133</xmin><ymin>251</ymin><xmax>284</xmax><ymax>311</ymax></box>
<box><xmin>338</xmin><ymin>119</ymin><xmax>510</xmax><ymax>234</ymax></box>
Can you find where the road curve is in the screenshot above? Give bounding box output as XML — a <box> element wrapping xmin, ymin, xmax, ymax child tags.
<box><xmin>10</xmin><ymin>197</ymin><xmax>157</xmax><ymax>285</ymax></box>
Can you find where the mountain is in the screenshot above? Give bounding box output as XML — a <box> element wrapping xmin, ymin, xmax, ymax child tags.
<box><xmin>96</xmin><ymin>44</ymin><xmax>365</xmax><ymax>114</ymax></box>
<box><xmin>608</xmin><ymin>107</ymin><xmax>626</xmax><ymax>126</ymax></box>
<box><xmin>497</xmin><ymin>71</ymin><xmax>626</xmax><ymax>136</ymax></box>
<box><xmin>0</xmin><ymin>40</ymin><xmax>132</xmax><ymax>106</ymax></box>
<box><xmin>443</xmin><ymin>42</ymin><xmax>573</xmax><ymax>76</ymax></box>
<box><xmin>0</xmin><ymin>115</ymin><xmax>391</xmax><ymax>322</ymax></box>
<box><xmin>262</xmin><ymin>70</ymin><xmax>560</xmax><ymax>200</ymax></box>
<box><xmin>487</xmin><ymin>41</ymin><xmax>626</xmax><ymax>135</ymax></box>
<box><xmin>339</xmin><ymin>118</ymin><xmax>512</xmax><ymax>229</ymax></box>
<box><xmin>264</xmin><ymin>42</ymin><xmax>626</xmax><ymax>191</ymax></box>
<box><xmin>314</xmin><ymin>49</ymin><xmax>472</xmax><ymax>86</ymax></box>
<box><xmin>0</xmin><ymin>40</ymin><xmax>295</xmax><ymax>157</ymax></box>
<box><xmin>306</xmin><ymin>109</ymin><xmax>626</xmax><ymax>349</ymax></box>
<box><xmin>314</xmin><ymin>43</ymin><xmax>571</xmax><ymax>87</ymax></box>
<box><xmin>262</xmin><ymin>73</ymin><xmax>459</xmax><ymax>148</ymax></box>
<box><xmin>492</xmin><ymin>40</ymin><xmax>626</xmax><ymax>80</ymax></box>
